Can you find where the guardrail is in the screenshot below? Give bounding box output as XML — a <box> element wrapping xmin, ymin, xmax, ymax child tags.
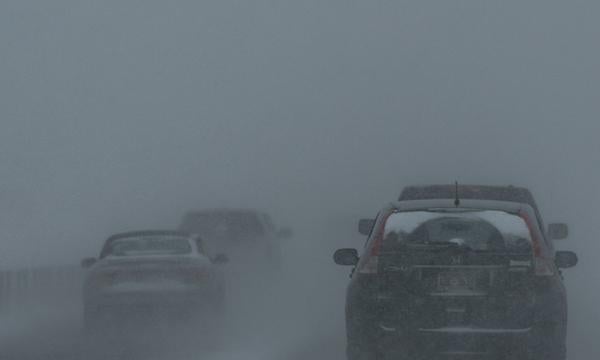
<box><xmin>0</xmin><ymin>266</ymin><xmax>83</xmax><ymax>312</ymax></box>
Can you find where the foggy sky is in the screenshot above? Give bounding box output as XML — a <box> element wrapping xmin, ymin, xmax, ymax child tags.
<box><xmin>1</xmin><ymin>0</ymin><xmax>599</xmax><ymax>270</ymax></box>
<box><xmin>2</xmin><ymin>1</ymin><xmax>599</xmax><ymax>357</ymax></box>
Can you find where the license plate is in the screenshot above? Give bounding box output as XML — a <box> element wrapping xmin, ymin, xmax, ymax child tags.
<box><xmin>437</xmin><ymin>271</ymin><xmax>473</xmax><ymax>291</ymax></box>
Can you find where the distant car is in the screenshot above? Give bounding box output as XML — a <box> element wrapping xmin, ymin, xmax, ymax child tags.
<box><xmin>81</xmin><ymin>230</ymin><xmax>228</xmax><ymax>330</ymax></box>
<box><xmin>179</xmin><ymin>209</ymin><xmax>292</xmax><ymax>269</ymax></box>
<box><xmin>334</xmin><ymin>198</ymin><xmax>577</xmax><ymax>360</ymax></box>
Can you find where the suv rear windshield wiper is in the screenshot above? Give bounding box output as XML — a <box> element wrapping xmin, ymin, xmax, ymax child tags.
<box><xmin>402</xmin><ymin>242</ymin><xmax>531</xmax><ymax>255</ymax></box>
<box><xmin>404</xmin><ymin>241</ymin><xmax>473</xmax><ymax>251</ymax></box>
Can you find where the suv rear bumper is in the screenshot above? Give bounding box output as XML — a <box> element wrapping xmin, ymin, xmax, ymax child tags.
<box><xmin>375</xmin><ymin>324</ymin><xmax>533</xmax><ymax>357</ymax></box>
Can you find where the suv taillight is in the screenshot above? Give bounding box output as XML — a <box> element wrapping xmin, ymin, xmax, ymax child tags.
<box><xmin>358</xmin><ymin>255</ymin><xmax>379</xmax><ymax>274</ymax></box>
<box><xmin>357</xmin><ymin>212</ymin><xmax>393</xmax><ymax>275</ymax></box>
<box><xmin>520</xmin><ymin>210</ymin><xmax>554</xmax><ymax>277</ymax></box>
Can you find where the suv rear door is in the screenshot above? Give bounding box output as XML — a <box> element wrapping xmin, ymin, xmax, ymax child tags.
<box><xmin>373</xmin><ymin>207</ymin><xmax>540</xmax><ymax>332</ymax></box>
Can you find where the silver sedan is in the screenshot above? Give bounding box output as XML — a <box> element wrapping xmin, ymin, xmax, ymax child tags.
<box><xmin>81</xmin><ymin>230</ymin><xmax>228</xmax><ymax>331</ymax></box>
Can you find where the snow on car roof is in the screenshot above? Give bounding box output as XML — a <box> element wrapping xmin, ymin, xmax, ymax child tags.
<box><xmin>390</xmin><ymin>199</ymin><xmax>528</xmax><ymax>213</ymax></box>
<box><xmin>398</xmin><ymin>184</ymin><xmax>539</xmax><ymax>212</ymax></box>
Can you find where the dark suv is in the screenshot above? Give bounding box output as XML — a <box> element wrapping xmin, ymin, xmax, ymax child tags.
<box><xmin>179</xmin><ymin>208</ymin><xmax>291</xmax><ymax>269</ymax></box>
<box><xmin>334</xmin><ymin>195</ymin><xmax>577</xmax><ymax>359</ymax></box>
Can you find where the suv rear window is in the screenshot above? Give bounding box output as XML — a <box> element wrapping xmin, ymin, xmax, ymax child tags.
<box><xmin>382</xmin><ymin>210</ymin><xmax>532</xmax><ymax>253</ymax></box>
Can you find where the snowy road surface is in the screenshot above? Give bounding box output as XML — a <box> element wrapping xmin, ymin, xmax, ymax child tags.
<box><xmin>0</xmin><ymin>304</ymin><xmax>345</xmax><ymax>360</ymax></box>
<box><xmin>0</xmin><ymin>259</ymin><xmax>348</xmax><ymax>360</ymax></box>
<box><xmin>0</xmin><ymin>294</ymin><xmax>594</xmax><ymax>360</ymax></box>
<box><xmin>0</xmin><ymin>257</ymin><xmax>592</xmax><ymax>360</ymax></box>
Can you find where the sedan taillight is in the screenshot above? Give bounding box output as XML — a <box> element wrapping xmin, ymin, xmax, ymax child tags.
<box><xmin>183</xmin><ymin>268</ymin><xmax>210</xmax><ymax>283</ymax></box>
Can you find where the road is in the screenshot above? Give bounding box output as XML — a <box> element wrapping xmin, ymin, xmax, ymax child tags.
<box><xmin>0</xmin><ymin>257</ymin><xmax>593</xmax><ymax>360</ymax></box>
<box><xmin>1</xmin><ymin>308</ymin><xmax>345</xmax><ymax>360</ymax></box>
<box><xmin>0</xmin><ymin>261</ymin><xmax>348</xmax><ymax>360</ymax></box>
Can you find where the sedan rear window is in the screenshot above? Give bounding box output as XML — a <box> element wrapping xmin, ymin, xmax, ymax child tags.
<box><xmin>382</xmin><ymin>210</ymin><xmax>532</xmax><ymax>253</ymax></box>
<box><xmin>106</xmin><ymin>236</ymin><xmax>192</xmax><ymax>257</ymax></box>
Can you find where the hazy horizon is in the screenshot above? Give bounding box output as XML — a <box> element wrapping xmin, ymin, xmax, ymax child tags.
<box><xmin>1</xmin><ymin>1</ymin><xmax>598</xmax><ymax>358</ymax></box>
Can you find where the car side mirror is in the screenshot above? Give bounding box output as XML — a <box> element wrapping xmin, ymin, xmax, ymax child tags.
<box><xmin>81</xmin><ymin>257</ymin><xmax>97</xmax><ymax>269</ymax></box>
<box><xmin>548</xmin><ymin>223</ymin><xmax>569</xmax><ymax>240</ymax></box>
<box><xmin>213</xmin><ymin>253</ymin><xmax>229</xmax><ymax>264</ymax></box>
<box><xmin>358</xmin><ymin>219</ymin><xmax>375</xmax><ymax>236</ymax></box>
<box><xmin>333</xmin><ymin>248</ymin><xmax>359</xmax><ymax>266</ymax></box>
<box><xmin>277</xmin><ymin>227</ymin><xmax>293</xmax><ymax>239</ymax></box>
<box><xmin>555</xmin><ymin>251</ymin><xmax>578</xmax><ymax>269</ymax></box>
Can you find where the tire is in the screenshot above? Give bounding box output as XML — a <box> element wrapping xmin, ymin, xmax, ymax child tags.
<box><xmin>527</xmin><ymin>343</ymin><xmax>566</xmax><ymax>360</ymax></box>
<box><xmin>83</xmin><ymin>304</ymin><xmax>114</xmax><ymax>336</ymax></box>
<box><xmin>346</xmin><ymin>315</ymin><xmax>380</xmax><ymax>360</ymax></box>
<box><xmin>346</xmin><ymin>327</ymin><xmax>388</xmax><ymax>360</ymax></box>
<box><xmin>528</xmin><ymin>322</ymin><xmax>567</xmax><ymax>360</ymax></box>
<box><xmin>83</xmin><ymin>306</ymin><xmax>102</xmax><ymax>335</ymax></box>
<box><xmin>347</xmin><ymin>343</ymin><xmax>379</xmax><ymax>360</ymax></box>
<box><xmin>83</xmin><ymin>313</ymin><xmax>103</xmax><ymax>338</ymax></box>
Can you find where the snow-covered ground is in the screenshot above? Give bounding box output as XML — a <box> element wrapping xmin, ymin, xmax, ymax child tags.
<box><xmin>0</xmin><ymin>230</ymin><xmax>593</xmax><ymax>360</ymax></box>
<box><xmin>0</xmin><ymin>232</ymin><xmax>348</xmax><ymax>360</ymax></box>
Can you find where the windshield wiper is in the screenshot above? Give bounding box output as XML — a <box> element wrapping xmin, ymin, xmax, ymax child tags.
<box><xmin>417</xmin><ymin>241</ymin><xmax>474</xmax><ymax>251</ymax></box>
